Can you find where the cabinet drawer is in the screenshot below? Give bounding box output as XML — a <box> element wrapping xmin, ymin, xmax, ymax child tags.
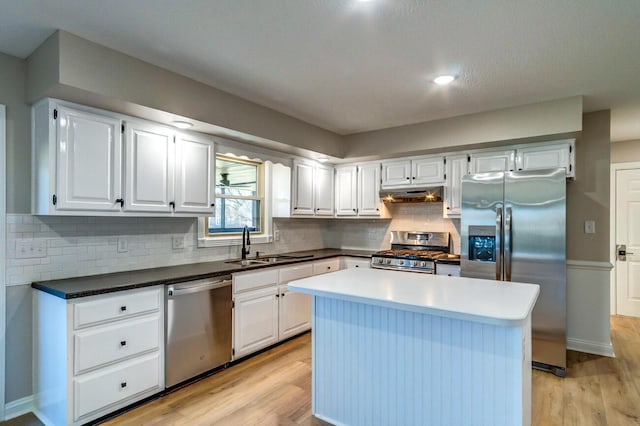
<box><xmin>313</xmin><ymin>259</ymin><xmax>341</xmax><ymax>275</ymax></box>
<box><xmin>74</xmin><ymin>315</ymin><xmax>161</xmax><ymax>374</ymax></box>
<box><xmin>279</xmin><ymin>263</ymin><xmax>314</xmax><ymax>283</ymax></box>
<box><xmin>74</xmin><ymin>288</ymin><xmax>161</xmax><ymax>329</ymax></box>
<box><xmin>233</xmin><ymin>269</ymin><xmax>279</xmax><ymax>293</ymax></box>
<box><xmin>73</xmin><ymin>352</ymin><xmax>161</xmax><ymax>421</ymax></box>
<box><xmin>436</xmin><ymin>264</ymin><xmax>461</xmax><ymax>277</ymax></box>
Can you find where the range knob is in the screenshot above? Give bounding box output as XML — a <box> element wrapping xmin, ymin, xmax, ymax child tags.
<box><xmin>385</xmin><ymin>259</ymin><xmax>391</xmax><ymax>265</ymax></box>
<box><xmin>398</xmin><ymin>260</ymin><xmax>404</xmax><ymax>266</ymax></box>
<box><xmin>412</xmin><ymin>260</ymin><xmax>419</xmax><ymax>267</ymax></box>
<box><xmin>377</xmin><ymin>258</ymin><xmax>384</xmax><ymax>264</ymax></box>
<box><xmin>421</xmin><ymin>261</ymin><xmax>427</xmax><ymax>267</ymax></box>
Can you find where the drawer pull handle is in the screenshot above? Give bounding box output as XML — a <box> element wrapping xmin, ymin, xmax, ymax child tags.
<box><xmin>120</xmin><ymin>382</ymin><xmax>127</xmax><ymax>389</ymax></box>
<box><xmin>120</xmin><ymin>340</ymin><xmax>127</xmax><ymax>347</ymax></box>
<box><xmin>120</xmin><ymin>306</ymin><xmax>127</xmax><ymax>312</ymax></box>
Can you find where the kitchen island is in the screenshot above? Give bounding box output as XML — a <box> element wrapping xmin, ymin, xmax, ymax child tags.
<box><xmin>288</xmin><ymin>268</ymin><xmax>539</xmax><ymax>426</ymax></box>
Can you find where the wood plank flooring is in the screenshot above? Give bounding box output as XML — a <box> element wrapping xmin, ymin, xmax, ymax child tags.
<box><xmin>4</xmin><ymin>316</ymin><xmax>640</xmax><ymax>426</ymax></box>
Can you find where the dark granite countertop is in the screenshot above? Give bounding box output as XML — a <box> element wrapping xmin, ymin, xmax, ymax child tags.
<box><xmin>31</xmin><ymin>249</ymin><xmax>374</xmax><ymax>299</ymax></box>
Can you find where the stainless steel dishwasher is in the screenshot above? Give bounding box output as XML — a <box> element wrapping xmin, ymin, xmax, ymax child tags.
<box><xmin>165</xmin><ymin>275</ymin><xmax>232</xmax><ymax>387</ymax></box>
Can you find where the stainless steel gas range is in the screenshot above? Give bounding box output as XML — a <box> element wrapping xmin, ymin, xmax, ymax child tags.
<box><xmin>371</xmin><ymin>231</ymin><xmax>454</xmax><ymax>274</ymax></box>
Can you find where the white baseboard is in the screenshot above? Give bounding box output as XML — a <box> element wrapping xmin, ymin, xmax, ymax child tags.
<box><xmin>567</xmin><ymin>337</ymin><xmax>615</xmax><ymax>358</ymax></box>
<box><xmin>4</xmin><ymin>395</ymin><xmax>33</xmax><ymax>421</ymax></box>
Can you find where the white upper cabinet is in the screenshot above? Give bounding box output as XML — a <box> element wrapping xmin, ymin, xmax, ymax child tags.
<box><xmin>32</xmin><ymin>99</ymin><xmax>215</xmax><ymax>217</ymax></box>
<box><xmin>358</xmin><ymin>163</ymin><xmax>382</xmax><ymax>216</ymax></box>
<box><xmin>381</xmin><ymin>155</ymin><xmax>444</xmax><ymax>188</ymax></box>
<box><xmin>174</xmin><ymin>132</ymin><xmax>216</xmax><ymax>213</ymax></box>
<box><xmin>291</xmin><ymin>161</ymin><xmax>314</xmax><ymax>215</ymax></box>
<box><xmin>515</xmin><ymin>140</ymin><xmax>575</xmax><ymax>178</ymax></box>
<box><xmin>291</xmin><ymin>160</ymin><xmax>334</xmax><ymax>216</ymax></box>
<box><xmin>335</xmin><ymin>163</ymin><xmax>382</xmax><ymax>217</ymax></box>
<box><xmin>469</xmin><ymin>149</ymin><xmax>516</xmax><ymax>173</ymax></box>
<box><xmin>314</xmin><ymin>164</ymin><xmax>334</xmax><ymax>216</ymax></box>
<box><xmin>381</xmin><ymin>159</ymin><xmax>411</xmax><ymax>187</ymax></box>
<box><xmin>123</xmin><ymin>119</ymin><xmax>174</xmax><ymax>213</ymax></box>
<box><xmin>443</xmin><ymin>155</ymin><xmax>469</xmax><ymax>218</ymax></box>
<box><xmin>32</xmin><ymin>100</ymin><xmax>124</xmax><ymax>214</ymax></box>
<box><xmin>335</xmin><ymin>166</ymin><xmax>358</xmax><ymax>216</ymax></box>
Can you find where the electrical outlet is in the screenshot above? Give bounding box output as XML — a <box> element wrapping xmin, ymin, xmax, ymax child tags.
<box><xmin>274</xmin><ymin>230</ymin><xmax>280</xmax><ymax>241</ymax></box>
<box><xmin>172</xmin><ymin>236</ymin><xmax>185</xmax><ymax>250</ymax></box>
<box><xmin>117</xmin><ymin>238</ymin><xmax>128</xmax><ymax>253</ymax></box>
<box><xmin>15</xmin><ymin>240</ymin><xmax>47</xmax><ymax>259</ymax></box>
<box><xmin>584</xmin><ymin>220</ymin><xmax>596</xmax><ymax>234</ymax></box>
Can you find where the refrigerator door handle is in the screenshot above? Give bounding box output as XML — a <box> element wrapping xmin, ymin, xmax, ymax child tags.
<box><xmin>505</xmin><ymin>206</ymin><xmax>512</xmax><ymax>281</ymax></box>
<box><xmin>496</xmin><ymin>206</ymin><xmax>503</xmax><ymax>280</ymax></box>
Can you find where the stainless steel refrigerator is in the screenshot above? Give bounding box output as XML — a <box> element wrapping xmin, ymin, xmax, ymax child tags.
<box><xmin>461</xmin><ymin>168</ymin><xmax>566</xmax><ymax>376</ymax></box>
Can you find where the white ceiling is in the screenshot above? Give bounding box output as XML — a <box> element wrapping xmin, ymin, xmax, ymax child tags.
<box><xmin>1</xmin><ymin>0</ymin><xmax>640</xmax><ymax>141</ymax></box>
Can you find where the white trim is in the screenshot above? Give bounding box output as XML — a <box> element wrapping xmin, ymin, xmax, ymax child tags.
<box><xmin>4</xmin><ymin>395</ymin><xmax>34</xmax><ymax>421</ymax></box>
<box><xmin>567</xmin><ymin>338</ymin><xmax>615</xmax><ymax>358</ymax></box>
<box><xmin>609</xmin><ymin>162</ymin><xmax>640</xmax><ymax>315</ymax></box>
<box><xmin>0</xmin><ymin>104</ymin><xmax>6</xmax><ymax>421</ymax></box>
<box><xmin>566</xmin><ymin>259</ymin><xmax>613</xmax><ymax>271</ymax></box>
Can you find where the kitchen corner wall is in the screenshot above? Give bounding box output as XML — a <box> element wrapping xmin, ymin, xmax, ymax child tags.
<box><xmin>4</xmin><ymin>214</ymin><xmax>330</xmax><ymax>403</ymax></box>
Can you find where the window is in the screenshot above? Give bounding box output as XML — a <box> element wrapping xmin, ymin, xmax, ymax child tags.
<box><xmin>207</xmin><ymin>155</ymin><xmax>263</xmax><ymax>235</ymax></box>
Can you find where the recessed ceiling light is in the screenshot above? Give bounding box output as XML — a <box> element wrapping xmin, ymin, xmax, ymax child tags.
<box><xmin>357</xmin><ymin>0</ymin><xmax>372</xmax><ymax>2</ymax></box>
<box><xmin>433</xmin><ymin>75</ymin><xmax>455</xmax><ymax>86</ymax></box>
<box><xmin>317</xmin><ymin>157</ymin><xmax>330</xmax><ymax>163</ymax></box>
<box><xmin>170</xmin><ymin>120</ymin><xmax>193</xmax><ymax>129</ymax></box>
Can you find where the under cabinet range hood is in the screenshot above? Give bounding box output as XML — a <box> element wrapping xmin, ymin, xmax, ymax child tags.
<box><xmin>379</xmin><ymin>186</ymin><xmax>443</xmax><ymax>203</ymax></box>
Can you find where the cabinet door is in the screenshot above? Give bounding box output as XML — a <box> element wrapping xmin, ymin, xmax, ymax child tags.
<box><xmin>381</xmin><ymin>160</ymin><xmax>411</xmax><ymax>187</ymax></box>
<box><xmin>56</xmin><ymin>106</ymin><xmax>123</xmax><ymax>211</ymax></box>
<box><xmin>412</xmin><ymin>156</ymin><xmax>445</xmax><ymax>185</ymax></box>
<box><xmin>358</xmin><ymin>163</ymin><xmax>381</xmax><ymax>216</ymax></box>
<box><xmin>443</xmin><ymin>155</ymin><xmax>468</xmax><ymax>218</ymax></box>
<box><xmin>313</xmin><ymin>258</ymin><xmax>341</xmax><ymax>275</ymax></box>
<box><xmin>278</xmin><ymin>289</ymin><xmax>311</xmax><ymax>340</ymax></box>
<box><xmin>124</xmin><ymin>120</ymin><xmax>174</xmax><ymax>213</ymax></box>
<box><xmin>515</xmin><ymin>142</ymin><xmax>574</xmax><ymax>178</ymax></box>
<box><xmin>314</xmin><ymin>164</ymin><xmax>334</xmax><ymax>216</ymax></box>
<box><xmin>233</xmin><ymin>287</ymin><xmax>279</xmax><ymax>359</ymax></box>
<box><xmin>174</xmin><ymin>132</ymin><xmax>215</xmax><ymax>214</ymax></box>
<box><xmin>335</xmin><ymin>166</ymin><xmax>357</xmax><ymax>216</ymax></box>
<box><xmin>469</xmin><ymin>150</ymin><xmax>515</xmax><ymax>173</ymax></box>
<box><xmin>291</xmin><ymin>161</ymin><xmax>314</xmax><ymax>215</ymax></box>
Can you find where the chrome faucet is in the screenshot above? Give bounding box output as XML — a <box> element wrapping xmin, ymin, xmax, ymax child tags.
<box><xmin>241</xmin><ymin>226</ymin><xmax>251</xmax><ymax>260</ymax></box>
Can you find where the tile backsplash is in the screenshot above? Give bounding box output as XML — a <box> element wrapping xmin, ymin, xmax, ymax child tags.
<box><xmin>6</xmin><ymin>202</ymin><xmax>459</xmax><ymax>285</ymax></box>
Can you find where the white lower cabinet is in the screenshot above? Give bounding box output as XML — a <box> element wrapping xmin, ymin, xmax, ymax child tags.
<box><xmin>233</xmin><ymin>261</ymin><xmax>329</xmax><ymax>360</ymax></box>
<box><xmin>435</xmin><ymin>263</ymin><xmax>461</xmax><ymax>277</ymax></box>
<box><xmin>233</xmin><ymin>286</ymin><xmax>280</xmax><ymax>359</ymax></box>
<box><xmin>33</xmin><ymin>287</ymin><xmax>164</xmax><ymax>426</ymax></box>
<box><xmin>340</xmin><ymin>257</ymin><xmax>371</xmax><ymax>269</ymax></box>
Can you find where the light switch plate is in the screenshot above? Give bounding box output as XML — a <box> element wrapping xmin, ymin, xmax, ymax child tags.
<box><xmin>117</xmin><ymin>238</ymin><xmax>128</xmax><ymax>253</ymax></box>
<box><xmin>172</xmin><ymin>236</ymin><xmax>185</xmax><ymax>250</ymax></box>
<box><xmin>584</xmin><ymin>220</ymin><xmax>596</xmax><ymax>234</ymax></box>
<box><xmin>15</xmin><ymin>240</ymin><xmax>47</xmax><ymax>259</ymax></box>
<box><xmin>274</xmin><ymin>230</ymin><xmax>280</xmax><ymax>241</ymax></box>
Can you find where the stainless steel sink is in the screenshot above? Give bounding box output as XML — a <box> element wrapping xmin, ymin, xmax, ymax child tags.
<box><xmin>225</xmin><ymin>254</ymin><xmax>315</xmax><ymax>266</ymax></box>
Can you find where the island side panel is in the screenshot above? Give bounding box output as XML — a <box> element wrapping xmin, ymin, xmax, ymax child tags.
<box><xmin>311</xmin><ymin>296</ymin><xmax>530</xmax><ymax>426</ymax></box>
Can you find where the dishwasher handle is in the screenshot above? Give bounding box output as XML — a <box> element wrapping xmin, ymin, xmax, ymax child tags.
<box><xmin>167</xmin><ymin>276</ymin><xmax>232</xmax><ymax>297</ymax></box>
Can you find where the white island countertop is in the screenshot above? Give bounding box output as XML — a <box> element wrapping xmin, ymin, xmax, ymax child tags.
<box><xmin>288</xmin><ymin>268</ymin><xmax>539</xmax><ymax>326</ymax></box>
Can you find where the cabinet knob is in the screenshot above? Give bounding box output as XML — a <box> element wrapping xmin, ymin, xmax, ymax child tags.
<box><xmin>412</xmin><ymin>177</ymin><xmax>416</xmax><ymax>179</ymax></box>
<box><xmin>120</xmin><ymin>340</ymin><xmax>127</xmax><ymax>347</ymax></box>
<box><xmin>447</xmin><ymin>207</ymin><xmax>451</xmax><ymax>210</ymax></box>
<box><xmin>276</xmin><ymin>294</ymin><xmax>279</xmax><ymax>298</ymax></box>
<box><xmin>293</xmin><ymin>207</ymin><xmax>298</xmax><ymax>210</ymax></box>
<box><xmin>281</xmin><ymin>293</ymin><xmax>285</xmax><ymax>297</ymax></box>
<box><xmin>210</xmin><ymin>203</ymin><xmax>215</xmax><ymax>207</ymax></box>
<box><xmin>353</xmin><ymin>209</ymin><xmax>356</xmax><ymax>212</ymax></box>
<box><xmin>406</xmin><ymin>177</ymin><xmax>410</xmax><ymax>180</ymax></box>
<box><xmin>115</xmin><ymin>198</ymin><xmax>124</xmax><ymax>208</ymax></box>
<box><xmin>120</xmin><ymin>306</ymin><xmax>127</xmax><ymax>312</ymax></box>
<box><xmin>121</xmin><ymin>382</ymin><xmax>127</xmax><ymax>389</ymax></box>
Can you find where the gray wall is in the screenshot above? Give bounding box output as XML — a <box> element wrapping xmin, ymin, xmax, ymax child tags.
<box><xmin>343</xmin><ymin>96</ymin><xmax>583</xmax><ymax>159</ymax></box>
<box><xmin>567</xmin><ymin>111</ymin><xmax>611</xmax><ymax>262</ymax></box>
<box><xmin>0</xmin><ymin>53</ymin><xmax>30</xmax><ymax>214</ymax></box>
<box><xmin>611</xmin><ymin>139</ymin><xmax>640</xmax><ymax>163</ymax></box>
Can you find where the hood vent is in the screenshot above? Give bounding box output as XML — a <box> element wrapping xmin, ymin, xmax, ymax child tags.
<box><xmin>379</xmin><ymin>186</ymin><xmax>443</xmax><ymax>203</ymax></box>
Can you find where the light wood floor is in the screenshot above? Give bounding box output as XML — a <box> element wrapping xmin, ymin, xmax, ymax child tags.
<box><xmin>5</xmin><ymin>316</ymin><xmax>639</xmax><ymax>426</ymax></box>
